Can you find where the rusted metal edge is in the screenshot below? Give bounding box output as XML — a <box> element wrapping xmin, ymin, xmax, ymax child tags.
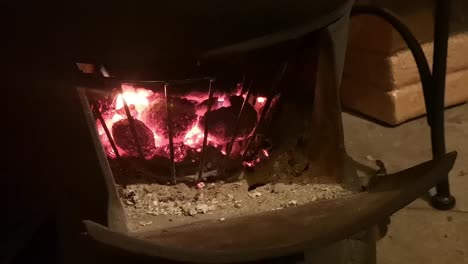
<box><xmin>76</xmin><ymin>87</ymin><xmax>128</xmax><ymax>233</ymax></box>
<box><xmin>83</xmin><ymin>152</ymin><xmax>456</xmax><ymax>263</ymax></box>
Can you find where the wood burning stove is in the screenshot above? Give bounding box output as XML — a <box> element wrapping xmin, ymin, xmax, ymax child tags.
<box><xmin>7</xmin><ymin>0</ymin><xmax>455</xmax><ymax>263</ymax></box>
<box><xmin>77</xmin><ymin>35</ymin><xmax>361</xmax><ymax>232</ymax></box>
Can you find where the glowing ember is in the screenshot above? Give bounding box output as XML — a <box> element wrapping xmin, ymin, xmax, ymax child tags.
<box><xmin>161</xmin><ymin>143</ymin><xmax>190</xmax><ymax>162</ymax></box>
<box><xmin>183</xmin><ymin>124</ymin><xmax>204</xmax><ymax>147</ymax></box>
<box><xmin>94</xmin><ymin>84</ymin><xmax>269</xmax><ymax>167</ymax></box>
<box><xmin>196</xmin><ymin>182</ymin><xmax>205</xmax><ymax>189</ymax></box>
<box><xmin>98</xmin><ymin>133</ymin><xmax>118</xmax><ymax>159</ymax></box>
<box><xmin>242</xmin><ymin>148</ymin><xmax>270</xmax><ymax>168</ymax></box>
<box><xmin>257</xmin><ymin>97</ymin><xmax>266</xmax><ymax>103</ymax></box>
<box><xmin>243</xmin><ymin>157</ymin><xmax>261</xmax><ymax>168</ymax></box>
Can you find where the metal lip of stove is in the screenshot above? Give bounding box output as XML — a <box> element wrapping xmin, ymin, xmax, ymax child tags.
<box><xmin>84</xmin><ymin>152</ymin><xmax>456</xmax><ymax>263</ymax></box>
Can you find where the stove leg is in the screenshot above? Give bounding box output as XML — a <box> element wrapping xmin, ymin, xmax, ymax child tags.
<box><xmin>430</xmin><ymin>0</ymin><xmax>456</xmax><ymax>210</ymax></box>
<box><xmin>352</xmin><ymin>2</ymin><xmax>456</xmax><ymax>210</ymax></box>
<box><xmin>431</xmin><ymin>182</ymin><xmax>456</xmax><ymax>210</ymax></box>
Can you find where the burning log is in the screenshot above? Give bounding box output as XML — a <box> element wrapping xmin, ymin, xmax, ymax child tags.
<box><xmin>142</xmin><ymin>97</ymin><xmax>197</xmax><ymax>138</ymax></box>
<box><xmin>112</xmin><ymin>119</ymin><xmax>155</xmax><ymax>156</ymax></box>
<box><xmin>200</xmin><ymin>96</ymin><xmax>257</xmax><ymax>139</ymax></box>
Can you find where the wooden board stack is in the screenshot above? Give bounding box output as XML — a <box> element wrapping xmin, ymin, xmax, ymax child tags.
<box><xmin>342</xmin><ymin>0</ymin><xmax>468</xmax><ymax>125</ymax></box>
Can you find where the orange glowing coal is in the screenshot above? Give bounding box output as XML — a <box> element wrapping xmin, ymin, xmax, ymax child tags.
<box><xmin>94</xmin><ymin>83</ymin><xmax>267</xmax><ymax>164</ymax></box>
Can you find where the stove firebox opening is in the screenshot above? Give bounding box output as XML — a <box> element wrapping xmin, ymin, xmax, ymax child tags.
<box><xmin>89</xmin><ymin>79</ymin><xmax>270</xmax><ymax>184</ymax></box>
<box><xmin>81</xmin><ymin>39</ymin><xmax>359</xmax><ymax>231</ymax></box>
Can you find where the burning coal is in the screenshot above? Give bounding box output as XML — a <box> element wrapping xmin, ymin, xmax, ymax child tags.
<box><xmin>142</xmin><ymin>97</ymin><xmax>197</xmax><ymax>139</ymax></box>
<box><xmin>112</xmin><ymin>118</ymin><xmax>155</xmax><ymax>157</ymax></box>
<box><xmin>94</xmin><ymin>84</ymin><xmax>270</xmax><ymax>170</ymax></box>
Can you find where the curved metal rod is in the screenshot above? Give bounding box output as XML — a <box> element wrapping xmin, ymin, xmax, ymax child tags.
<box><xmin>351</xmin><ymin>6</ymin><xmax>433</xmax><ymax>124</ymax></box>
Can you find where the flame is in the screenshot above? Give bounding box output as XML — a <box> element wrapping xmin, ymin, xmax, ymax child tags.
<box><xmin>111</xmin><ymin>113</ymin><xmax>124</xmax><ymax>123</ymax></box>
<box><xmin>183</xmin><ymin>124</ymin><xmax>204</xmax><ymax>147</ymax></box>
<box><xmin>257</xmin><ymin>97</ymin><xmax>266</xmax><ymax>103</ymax></box>
<box><xmin>217</xmin><ymin>97</ymin><xmax>226</xmax><ymax>108</ymax></box>
<box><xmin>115</xmin><ymin>85</ymin><xmax>153</xmax><ymax>114</ymax></box>
<box><xmin>236</xmin><ymin>83</ymin><xmax>243</xmax><ymax>96</ymax></box>
<box><xmin>96</xmin><ymin>122</ymin><xmax>105</xmax><ymax>136</ymax></box>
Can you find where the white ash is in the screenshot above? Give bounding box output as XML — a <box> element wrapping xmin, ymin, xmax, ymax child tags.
<box><xmin>118</xmin><ymin>179</ymin><xmax>353</xmax><ymax>232</ymax></box>
<box><xmin>117</xmin><ymin>149</ymin><xmax>356</xmax><ymax>231</ymax></box>
<box><xmin>138</xmin><ymin>220</ymin><xmax>152</xmax><ymax>226</ymax></box>
<box><xmin>247</xmin><ymin>191</ymin><xmax>262</xmax><ymax>198</ymax></box>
